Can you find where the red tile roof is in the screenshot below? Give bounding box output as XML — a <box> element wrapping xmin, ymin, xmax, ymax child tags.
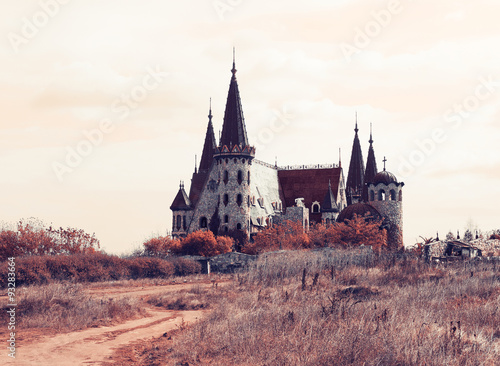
<box><xmin>278</xmin><ymin>167</ymin><xmax>342</xmax><ymax>223</ymax></box>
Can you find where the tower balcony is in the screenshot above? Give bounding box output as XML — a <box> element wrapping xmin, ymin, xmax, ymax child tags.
<box><xmin>214</xmin><ymin>144</ymin><xmax>256</xmax><ymax>159</ymax></box>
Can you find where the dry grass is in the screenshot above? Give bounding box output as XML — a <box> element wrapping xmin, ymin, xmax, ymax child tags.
<box><xmin>153</xmin><ymin>250</ymin><xmax>500</xmax><ymax>366</ymax></box>
<box><xmin>1</xmin><ymin>283</ymin><xmax>145</xmax><ymax>332</ymax></box>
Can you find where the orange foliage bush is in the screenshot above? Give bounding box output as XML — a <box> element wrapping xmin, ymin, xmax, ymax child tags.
<box><xmin>243</xmin><ymin>216</ymin><xmax>387</xmax><ymax>254</ymax></box>
<box><xmin>243</xmin><ymin>220</ymin><xmax>311</xmax><ymax>255</ymax></box>
<box><xmin>180</xmin><ymin>231</ymin><xmax>233</xmax><ymax>257</ymax></box>
<box><xmin>0</xmin><ymin>218</ymin><xmax>100</xmax><ymax>260</ymax></box>
<box><xmin>143</xmin><ymin>236</ymin><xmax>182</xmax><ymax>257</ymax></box>
<box><xmin>328</xmin><ymin>215</ymin><xmax>387</xmax><ymax>252</ymax></box>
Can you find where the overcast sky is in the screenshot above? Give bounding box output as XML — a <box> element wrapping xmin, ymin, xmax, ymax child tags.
<box><xmin>1</xmin><ymin>0</ymin><xmax>499</xmax><ymax>254</ymax></box>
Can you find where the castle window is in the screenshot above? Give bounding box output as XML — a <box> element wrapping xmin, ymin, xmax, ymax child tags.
<box><xmin>242</xmin><ymin>159</ymin><xmax>246</xmax><ymax>164</ymax></box>
<box><xmin>237</xmin><ymin>194</ymin><xmax>243</xmax><ymax>207</ymax></box>
<box><xmin>247</xmin><ymin>171</ymin><xmax>250</xmax><ymax>185</ymax></box>
<box><xmin>176</xmin><ymin>215</ymin><xmax>181</xmax><ymax>230</ymax></box>
<box><xmin>223</xmin><ymin>194</ymin><xmax>229</xmax><ymax>206</ymax></box>
<box><xmin>224</xmin><ymin>226</ymin><xmax>229</xmax><ymax>233</ymax></box>
<box><xmin>311</xmin><ymin>202</ymin><xmax>320</xmax><ymax>213</ymax></box>
<box><xmin>225</xmin><ymin>158</ymin><xmax>228</xmax><ymax>164</ymax></box>
<box><xmin>237</xmin><ymin>170</ymin><xmax>243</xmax><ymax>185</ymax></box>
<box><xmin>247</xmin><ymin>195</ymin><xmax>250</xmax><ymax>206</ymax></box>
<box><xmin>224</xmin><ymin>215</ymin><xmax>229</xmax><ymax>223</ymax></box>
<box><xmin>199</xmin><ymin>217</ymin><xmax>208</xmax><ymax>229</ymax></box>
<box><xmin>236</xmin><ymin>223</ymin><xmax>242</xmax><ymax>230</ymax></box>
<box><xmin>223</xmin><ymin>170</ymin><xmax>229</xmax><ymax>184</ymax></box>
<box><xmin>378</xmin><ymin>190</ymin><xmax>386</xmax><ymax>201</ymax></box>
<box><xmin>234</xmin><ymin>158</ymin><xmax>238</xmax><ymax>164</ymax></box>
<box><xmin>369</xmin><ymin>191</ymin><xmax>375</xmax><ymax>202</ymax></box>
<box><xmin>183</xmin><ymin>215</ymin><xmax>187</xmax><ymax>230</ymax></box>
<box><xmin>390</xmin><ymin>189</ymin><xmax>396</xmax><ymax>201</ymax></box>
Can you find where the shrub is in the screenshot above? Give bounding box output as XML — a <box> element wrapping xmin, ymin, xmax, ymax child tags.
<box><xmin>180</xmin><ymin>231</ymin><xmax>232</xmax><ymax>257</ymax></box>
<box><xmin>171</xmin><ymin>257</ymin><xmax>202</xmax><ymax>276</ymax></box>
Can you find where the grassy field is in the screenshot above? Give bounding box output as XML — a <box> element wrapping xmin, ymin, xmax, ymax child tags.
<box><xmin>141</xmin><ymin>250</ymin><xmax>500</xmax><ymax>365</ymax></box>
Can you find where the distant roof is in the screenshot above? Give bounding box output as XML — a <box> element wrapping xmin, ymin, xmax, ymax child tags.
<box><xmin>170</xmin><ymin>184</ymin><xmax>192</xmax><ymax>211</ymax></box>
<box><xmin>372</xmin><ymin>170</ymin><xmax>398</xmax><ymax>185</ymax></box>
<box><xmin>278</xmin><ymin>167</ymin><xmax>342</xmax><ymax>213</ymax></box>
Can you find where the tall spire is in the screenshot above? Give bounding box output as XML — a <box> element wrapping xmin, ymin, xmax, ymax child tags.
<box><xmin>198</xmin><ymin>100</ymin><xmax>217</xmax><ymax>173</ymax></box>
<box><xmin>346</xmin><ymin>117</ymin><xmax>365</xmax><ymax>205</ymax></box>
<box><xmin>219</xmin><ymin>50</ymin><xmax>249</xmax><ymax>148</ymax></box>
<box><xmin>363</xmin><ymin>123</ymin><xmax>378</xmax><ymax>202</ymax></box>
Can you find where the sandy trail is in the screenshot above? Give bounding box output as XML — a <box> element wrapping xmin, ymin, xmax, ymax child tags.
<box><xmin>1</xmin><ymin>281</ymin><xmax>217</xmax><ymax>366</ymax></box>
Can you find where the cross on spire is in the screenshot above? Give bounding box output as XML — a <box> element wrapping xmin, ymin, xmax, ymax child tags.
<box><xmin>208</xmin><ymin>98</ymin><xmax>213</xmax><ymax>121</ymax></box>
<box><xmin>383</xmin><ymin>156</ymin><xmax>387</xmax><ymax>171</ymax></box>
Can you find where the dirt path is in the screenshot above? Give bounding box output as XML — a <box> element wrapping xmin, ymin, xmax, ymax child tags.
<box><xmin>1</xmin><ymin>281</ymin><xmax>220</xmax><ymax>365</ymax></box>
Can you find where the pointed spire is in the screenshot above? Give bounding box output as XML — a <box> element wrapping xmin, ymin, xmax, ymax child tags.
<box><xmin>383</xmin><ymin>156</ymin><xmax>387</xmax><ymax>171</ymax></box>
<box><xmin>339</xmin><ymin>148</ymin><xmax>342</xmax><ymax>168</ymax></box>
<box><xmin>198</xmin><ymin>100</ymin><xmax>217</xmax><ymax>173</ymax></box>
<box><xmin>322</xmin><ymin>179</ymin><xmax>339</xmax><ymax>213</ymax></box>
<box><xmin>346</xmin><ymin>118</ymin><xmax>365</xmax><ymax>205</ymax></box>
<box><xmin>220</xmin><ymin>51</ymin><xmax>249</xmax><ymax>148</ymax></box>
<box><xmin>355</xmin><ymin>111</ymin><xmax>359</xmax><ymax>133</ymax></box>
<box><xmin>363</xmin><ymin>123</ymin><xmax>378</xmax><ymax>202</ymax></box>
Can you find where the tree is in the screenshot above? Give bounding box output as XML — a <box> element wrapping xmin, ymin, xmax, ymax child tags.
<box><xmin>143</xmin><ymin>236</ymin><xmax>181</xmax><ymax>258</ymax></box>
<box><xmin>445</xmin><ymin>231</ymin><xmax>455</xmax><ymax>241</ymax></box>
<box><xmin>180</xmin><ymin>231</ymin><xmax>232</xmax><ymax>257</ymax></box>
<box><xmin>242</xmin><ymin>220</ymin><xmax>310</xmax><ymax>255</ymax></box>
<box><xmin>328</xmin><ymin>215</ymin><xmax>387</xmax><ymax>252</ymax></box>
<box><xmin>0</xmin><ymin>218</ymin><xmax>101</xmax><ymax>260</ymax></box>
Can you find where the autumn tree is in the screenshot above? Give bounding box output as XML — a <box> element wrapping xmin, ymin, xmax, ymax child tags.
<box><xmin>180</xmin><ymin>231</ymin><xmax>233</xmax><ymax>257</ymax></box>
<box><xmin>0</xmin><ymin>218</ymin><xmax>100</xmax><ymax>260</ymax></box>
<box><xmin>143</xmin><ymin>236</ymin><xmax>181</xmax><ymax>258</ymax></box>
<box><xmin>328</xmin><ymin>215</ymin><xmax>387</xmax><ymax>252</ymax></box>
<box><xmin>243</xmin><ymin>220</ymin><xmax>310</xmax><ymax>255</ymax></box>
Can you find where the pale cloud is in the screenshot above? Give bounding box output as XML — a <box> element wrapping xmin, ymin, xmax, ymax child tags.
<box><xmin>0</xmin><ymin>0</ymin><xmax>499</xmax><ymax>252</ymax></box>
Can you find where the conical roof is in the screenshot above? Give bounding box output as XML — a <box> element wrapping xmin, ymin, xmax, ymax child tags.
<box><xmin>321</xmin><ymin>180</ymin><xmax>339</xmax><ymax>213</ymax></box>
<box><xmin>363</xmin><ymin>125</ymin><xmax>378</xmax><ymax>201</ymax></box>
<box><xmin>219</xmin><ymin>56</ymin><xmax>249</xmax><ymax>148</ymax></box>
<box><xmin>198</xmin><ymin>105</ymin><xmax>217</xmax><ymax>173</ymax></box>
<box><xmin>346</xmin><ymin>121</ymin><xmax>365</xmax><ymax>202</ymax></box>
<box><xmin>170</xmin><ymin>183</ymin><xmax>192</xmax><ymax>211</ymax></box>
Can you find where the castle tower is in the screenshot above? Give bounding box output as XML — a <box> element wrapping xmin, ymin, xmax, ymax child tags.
<box><xmin>214</xmin><ymin>53</ymin><xmax>255</xmax><ymax>236</ymax></box>
<box><xmin>170</xmin><ymin>182</ymin><xmax>192</xmax><ymax>238</ymax></box>
<box><xmin>346</xmin><ymin>116</ymin><xmax>365</xmax><ymax>205</ymax></box>
<box><xmin>362</xmin><ymin>123</ymin><xmax>378</xmax><ymax>202</ymax></box>
<box><xmin>321</xmin><ymin>180</ymin><xmax>339</xmax><ymax>224</ymax></box>
<box><xmin>367</xmin><ymin>158</ymin><xmax>404</xmax><ymax>250</ymax></box>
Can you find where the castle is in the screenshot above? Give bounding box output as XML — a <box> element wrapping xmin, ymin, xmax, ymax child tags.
<box><xmin>170</xmin><ymin>56</ymin><xmax>404</xmax><ymax>250</ymax></box>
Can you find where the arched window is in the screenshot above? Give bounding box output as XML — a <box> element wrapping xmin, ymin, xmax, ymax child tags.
<box><xmin>199</xmin><ymin>217</ymin><xmax>208</xmax><ymax>229</ymax></box>
<box><xmin>237</xmin><ymin>170</ymin><xmax>243</xmax><ymax>185</ymax></box>
<box><xmin>176</xmin><ymin>215</ymin><xmax>181</xmax><ymax>230</ymax></box>
<box><xmin>247</xmin><ymin>171</ymin><xmax>250</xmax><ymax>185</ymax></box>
<box><xmin>182</xmin><ymin>215</ymin><xmax>187</xmax><ymax>230</ymax></box>
<box><xmin>369</xmin><ymin>190</ymin><xmax>375</xmax><ymax>202</ymax></box>
<box><xmin>236</xmin><ymin>223</ymin><xmax>242</xmax><ymax>230</ymax></box>
<box><xmin>223</xmin><ymin>170</ymin><xmax>229</xmax><ymax>184</ymax></box>
<box><xmin>237</xmin><ymin>194</ymin><xmax>243</xmax><ymax>207</ymax></box>
<box><xmin>378</xmin><ymin>190</ymin><xmax>386</xmax><ymax>201</ymax></box>
<box><xmin>223</xmin><ymin>194</ymin><xmax>229</xmax><ymax>206</ymax></box>
<box><xmin>224</xmin><ymin>215</ymin><xmax>229</xmax><ymax>223</ymax></box>
<box><xmin>311</xmin><ymin>202</ymin><xmax>320</xmax><ymax>213</ymax></box>
<box><xmin>247</xmin><ymin>195</ymin><xmax>250</xmax><ymax>206</ymax></box>
<box><xmin>390</xmin><ymin>189</ymin><xmax>396</xmax><ymax>201</ymax></box>
<box><xmin>224</xmin><ymin>226</ymin><xmax>229</xmax><ymax>233</ymax></box>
